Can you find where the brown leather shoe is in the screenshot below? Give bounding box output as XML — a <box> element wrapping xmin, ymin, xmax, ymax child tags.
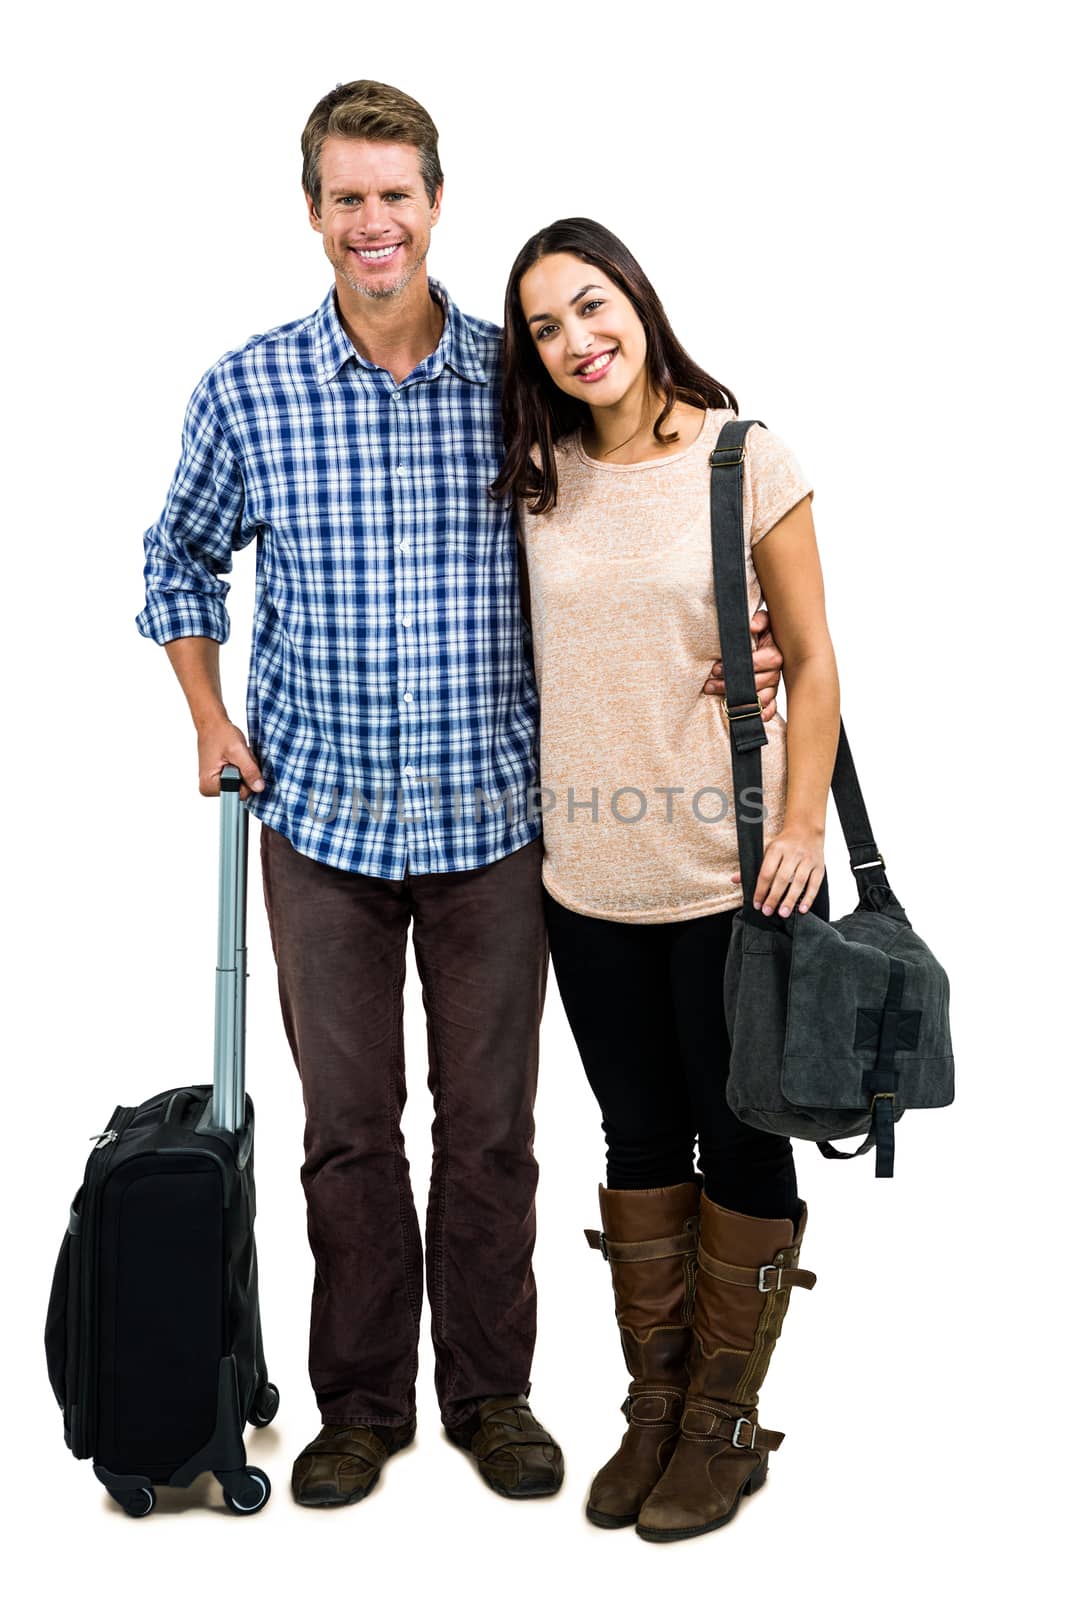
<box><xmin>635</xmin><ymin>1196</ymin><xmax>816</xmax><ymax>1542</ymax></box>
<box><xmin>291</xmin><ymin>1419</ymin><xmax>416</xmax><ymax>1507</ymax></box>
<box><xmin>583</xmin><ymin>1182</ymin><xmax>701</xmax><ymax>1529</ymax></box>
<box><xmin>445</xmin><ymin>1396</ymin><xmax>564</xmax><ymax>1498</ymax></box>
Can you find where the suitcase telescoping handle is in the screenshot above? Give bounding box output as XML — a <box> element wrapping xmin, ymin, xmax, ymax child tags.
<box><xmin>212</xmin><ymin>765</ymin><xmax>248</xmax><ymax>1133</ymax></box>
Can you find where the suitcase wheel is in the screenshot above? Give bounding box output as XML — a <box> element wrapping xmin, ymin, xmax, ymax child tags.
<box><xmin>217</xmin><ymin>1467</ymin><xmax>271</xmax><ymax>1515</ymax></box>
<box><xmin>249</xmin><ymin>1381</ymin><xmax>280</xmax><ymax>1428</ymax></box>
<box><xmin>119</xmin><ymin>1486</ymin><xmax>155</xmax><ymax>1519</ymax></box>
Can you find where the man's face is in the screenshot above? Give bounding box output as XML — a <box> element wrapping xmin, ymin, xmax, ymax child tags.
<box><xmin>307</xmin><ymin>137</ymin><xmax>442</xmax><ymax>301</ymax></box>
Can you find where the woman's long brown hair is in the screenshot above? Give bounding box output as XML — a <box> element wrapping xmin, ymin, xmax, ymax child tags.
<box><xmin>491</xmin><ymin>217</ymin><xmax>738</xmax><ymax>515</ymax></box>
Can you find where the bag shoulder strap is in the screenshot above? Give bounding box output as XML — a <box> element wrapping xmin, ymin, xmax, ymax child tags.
<box><xmin>709</xmin><ymin>417</ymin><xmax>892</xmax><ymax>909</ymax></box>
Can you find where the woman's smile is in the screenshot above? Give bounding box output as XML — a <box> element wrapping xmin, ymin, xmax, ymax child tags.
<box><xmin>573</xmin><ymin>347</ymin><xmax>619</xmax><ymax>381</ymax></box>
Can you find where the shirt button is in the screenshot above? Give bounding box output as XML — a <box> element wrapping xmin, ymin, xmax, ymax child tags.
<box><xmin>403</xmin><ymin>766</ymin><xmax>417</xmax><ymax>777</ymax></box>
<box><xmin>401</xmin><ymin>615</ymin><xmax>412</xmax><ymax>627</ymax></box>
<box><xmin>398</xmin><ymin>540</ymin><xmax>411</xmax><ymax>554</ymax></box>
<box><xmin>395</xmin><ymin>465</ymin><xmax>407</xmax><ymax>477</ymax></box>
<box><xmin>403</xmin><ymin>692</ymin><xmax>414</xmax><ymax>703</ymax></box>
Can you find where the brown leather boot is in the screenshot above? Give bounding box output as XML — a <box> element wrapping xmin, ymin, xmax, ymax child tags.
<box><xmin>635</xmin><ymin>1194</ymin><xmax>816</xmax><ymax>1542</ymax></box>
<box><xmin>583</xmin><ymin>1181</ymin><xmax>701</xmax><ymax>1528</ymax></box>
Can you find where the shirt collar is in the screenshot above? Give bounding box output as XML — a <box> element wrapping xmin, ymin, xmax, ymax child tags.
<box><xmin>312</xmin><ymin>278</ymin><xmax>488</xmax><ymax>387</ymax></box>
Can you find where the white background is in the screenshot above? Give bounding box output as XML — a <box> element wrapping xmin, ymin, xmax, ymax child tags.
<box><xmin>4</xmin><ymin>1</ymin><xmax>1062</xmax><ymax>1594</ymax></box>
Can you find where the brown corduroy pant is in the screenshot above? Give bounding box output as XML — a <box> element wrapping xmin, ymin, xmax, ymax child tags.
<box><xmin>260</xmin><ymin>825</ymin><xmax>548</xmax><ymax>1430</ymax></box>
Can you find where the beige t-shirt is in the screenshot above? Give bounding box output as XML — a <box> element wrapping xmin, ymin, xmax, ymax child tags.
<box><xmin>518</xmin><ymin>407</ymin><xmax>813</xmax><ymax>923</ymax></box>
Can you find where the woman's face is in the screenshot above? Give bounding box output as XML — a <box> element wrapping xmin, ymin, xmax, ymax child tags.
<box><xmin>518</xmin><ymin>252</ymin><xmax>648</xmax><ymax>410</ymax></box>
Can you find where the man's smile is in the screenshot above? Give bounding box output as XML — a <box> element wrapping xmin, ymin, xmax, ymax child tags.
<box><xmin>353</xmin><ymin>242</ymin><xmax>403</xmax><ymax>261</ymax></box>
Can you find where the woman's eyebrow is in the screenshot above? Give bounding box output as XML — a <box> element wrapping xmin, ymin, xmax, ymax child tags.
<box><xmin>527</xmin><ymin>284</ymin><xmax>605</xmax><ymax>326</ymax></box>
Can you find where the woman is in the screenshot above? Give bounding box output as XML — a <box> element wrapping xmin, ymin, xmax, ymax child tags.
<box><xmin>492</xmin><ymin>219</ymin><xmax>841</xmax><ymax>1541</ymax></box>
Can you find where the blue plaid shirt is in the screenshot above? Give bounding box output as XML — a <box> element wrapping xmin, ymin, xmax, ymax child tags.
<box><xmin>137</xmin><ymin>281</ymin><xmax>541</xmax><ymax>878</ymax></box>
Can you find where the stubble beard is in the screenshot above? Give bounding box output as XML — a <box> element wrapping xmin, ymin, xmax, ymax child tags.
<box><xmin>335</xmin><ymin>238</ymin><xmax>430</xmax><ymax>301</ymax></box>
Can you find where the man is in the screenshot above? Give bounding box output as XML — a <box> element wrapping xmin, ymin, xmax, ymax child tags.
<box><xmin>137</xmin><ymin>79</ymin><xmax>784</xmax><ymax>1509</ymax></box>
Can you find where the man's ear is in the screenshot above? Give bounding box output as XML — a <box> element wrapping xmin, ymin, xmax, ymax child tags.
<box><xmin>429</xmin><ymin>180</ymin><xmax>444</xmax><ymax>227</ymax></box>
<box><xmin>305</xmin><ymin>190</ymin><xmax>323</xmax><ymax>235</ymax></box>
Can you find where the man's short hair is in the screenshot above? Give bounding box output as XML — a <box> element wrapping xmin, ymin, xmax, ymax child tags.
<box><xmin>301</xmin><ymin>80</ymin><xmax>443</xmax><ymax>212</ymax></box>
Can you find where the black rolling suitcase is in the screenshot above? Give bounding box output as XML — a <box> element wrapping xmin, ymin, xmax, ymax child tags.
<box><xmin>44</xmin><ymin>767</ymin><xmax>279</xmax><ymax>1517</ymax></box>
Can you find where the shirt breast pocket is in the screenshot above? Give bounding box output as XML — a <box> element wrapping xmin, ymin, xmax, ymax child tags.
<box><xmin>440</xmin><ymin>452</ymin><xmax>505</xmax><ymax>562</ymax></box>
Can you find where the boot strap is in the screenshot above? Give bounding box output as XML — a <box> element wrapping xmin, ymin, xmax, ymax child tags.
<box><xmin>697</xmin><ymin>1241</ymin><xmax>816</xmax><ymax>1291</ymax></box>
<box><xmin>681</xmin><ymin>1402</ymin><xmax>785</xmax><ymax>1453</ymax></box>
<box><xmin>297</xmin><ymin>1426</ymin><xmax>390</xmax><ymax>1467</ymax></box>
<box><xmin>470</xmin><ymin>1397</ymin><xmax>557</xmax><ymax>1458</ymax></box>
<box><xmin>622</xmin><ymin>1388</ymin><xmax>686</xmax><ymax>1427</ymax></box>
<box><xmin>585</xmin><ymin>1218</ymin><xmax>698</xmax><ymax>1262</ymax></box>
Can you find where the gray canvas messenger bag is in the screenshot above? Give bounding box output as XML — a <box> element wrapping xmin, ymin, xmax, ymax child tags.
<box><xmin>710</xmin><ymin>418</ymin><xmax>954</xmax><ymax>1178</ymax></box>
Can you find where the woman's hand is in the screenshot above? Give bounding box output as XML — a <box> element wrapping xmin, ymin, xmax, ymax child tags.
<box><xmin>730</xmin><ymin>821</ymin><xmax>826</xmax><ymax>916</ymax></box>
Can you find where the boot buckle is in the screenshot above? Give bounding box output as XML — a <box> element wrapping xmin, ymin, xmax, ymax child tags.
<box><xmin>758</xmin><ymin>1264</ymin><xmax>784</xmax><ymax>1292</ymax></box>
<box><xmin>598</xmin><ymin>1232</ymin><xmax>609</xmax><ymax>1259</ymax></box>
<box><xmin>731</xmin><ymin>1416</ymin><xmax>758</xmax><ymax>1449</ymax></box>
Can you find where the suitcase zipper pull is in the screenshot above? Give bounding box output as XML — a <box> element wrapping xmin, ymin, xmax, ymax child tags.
<box><xmin>89</xmin><ymin>1130</ymin><xmax>119</xmax><ymax>1150</ymax></box>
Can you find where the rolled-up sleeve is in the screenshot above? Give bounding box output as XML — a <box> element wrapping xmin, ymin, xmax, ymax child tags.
<box><xmin>136</xmin><ymin>375</ymin><xmax>256</xmax><ymax>645</ymax></box>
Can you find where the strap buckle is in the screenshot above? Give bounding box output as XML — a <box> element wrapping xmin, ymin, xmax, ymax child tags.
<box><xmin>853</xmin><ymin>852</ymin><xmax>885</xmax><ymax>871</ymax></box>
<box><xmin>598</xmin><ymin>1232</ymin><xmax>609</xmax><ymax>1259</ymax></box>
<box><xmin>725</xmin><ymin>701</ymin><xmax>763</xmax><ymax>723</ymax></box>
<box><xmin>757</xmin><ymin>1264</ymin><xmax>784</xmax><ymax>1293</ymax></box>
<box><xmin>731</xmin><ymin>1416</ymin><xmax>758</xmax><ymax>1449</ymax></box>
<box><xmin>711</xmin><ymin>444</ymin><xmax>746</xmax><ymax>469</ymax></box>
<box><xmin>870</xmin><ymin>1092</ymin><xmax>896</xmax><ymax>1111</ymax></box>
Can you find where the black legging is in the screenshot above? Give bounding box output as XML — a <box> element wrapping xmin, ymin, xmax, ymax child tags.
<box><xmin>543</xmin><ymin>876</ymin><xmax>830</xmax><ymax>1223</ymax></box>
